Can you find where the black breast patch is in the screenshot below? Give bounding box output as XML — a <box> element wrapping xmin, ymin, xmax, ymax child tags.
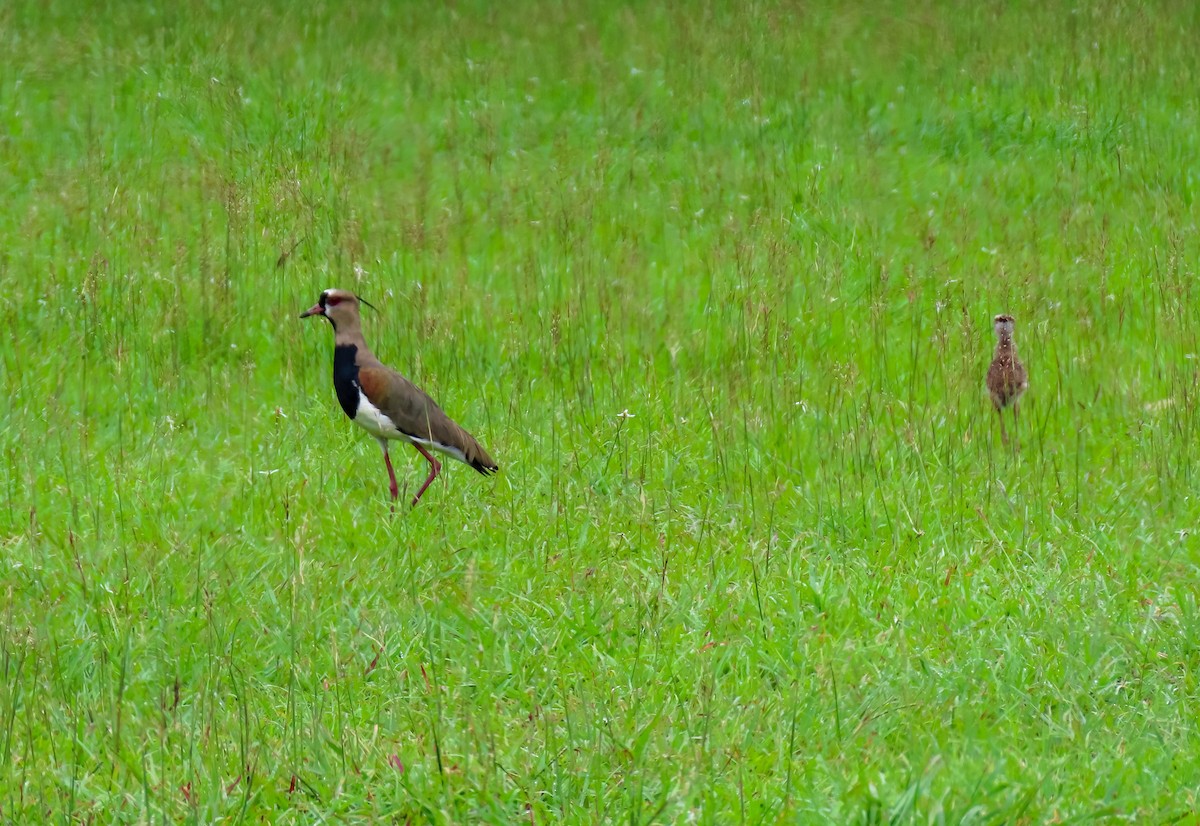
<box><xmin>332</xmin><ymin>344</ymin><xmax>361</xmax><ymax>420</ymax></box>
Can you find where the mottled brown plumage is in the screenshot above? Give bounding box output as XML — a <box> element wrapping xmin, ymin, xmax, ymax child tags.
<box><xmin>986</xmin><ymin>313</ymin><xmax>1028</xmax><ymax>446</ymax></box>
<box><xmin>301</xmin><ymin>288</ymin><xmax>497</xmax><ymax>506</ymax></box>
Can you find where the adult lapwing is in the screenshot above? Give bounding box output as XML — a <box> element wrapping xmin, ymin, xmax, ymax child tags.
<box><xmin>300</xmin><ymin>289</ymin><xmax>498</xmax><ymax>505</ymax></box>
<box><xmin>986</xmin><ymin>313</ymin><xmax>1029</xmax><ymax>447</ymax></box>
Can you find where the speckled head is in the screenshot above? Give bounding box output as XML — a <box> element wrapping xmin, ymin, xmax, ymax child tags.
<box><xmin>993</xmin><ymin>314</ymin><xmax>1015</xmax><ymax>340</ymax></box>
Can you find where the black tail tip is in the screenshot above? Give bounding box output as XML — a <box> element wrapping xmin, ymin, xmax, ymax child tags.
<box><xmin>474</xmin><ymin>462</ymin><xmax>499</xmax><ymax>476</ymax></box>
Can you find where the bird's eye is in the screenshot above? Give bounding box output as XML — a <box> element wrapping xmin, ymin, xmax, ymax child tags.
<box><xmin>326</xmin><ymin>295</ymin><xmax>343</xmax><ymax>307</ymax></box>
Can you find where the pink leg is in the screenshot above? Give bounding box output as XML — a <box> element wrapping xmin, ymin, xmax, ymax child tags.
<box><xmin>381</xmin><ymin>445</ymin><xmax>399</xmax><ymax>501</ymax></box>
<box><xmin>410</xmin><ymin>443</ymin><xmax>442</xmax><ymax>507</ymax></box>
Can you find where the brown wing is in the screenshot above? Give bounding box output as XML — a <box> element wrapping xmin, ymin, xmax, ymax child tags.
<box><xmin>1013</xmin><ymin>358</ymin><xmax>1028</xmax><ymax>395</ymax></box>
<box><xmin>357</xmin><ymin>364</ymin><xmax>498</xmax><ymax>474</ymax></box>
<box><xmin>986</xmin><ymin>354</ymin><xmax>1027</xmax><ymax>409</ymax></box>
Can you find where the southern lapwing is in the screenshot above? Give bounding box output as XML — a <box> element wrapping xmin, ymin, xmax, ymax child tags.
<box><xmin>300</xmin><ymin>289</ymin><xmax>498</xmax><ymax>506</ymax></box>
<box><xmin>986</xmin><ymin>313</ymin><xmax>1029</xmax><ymax>447</ymax></box>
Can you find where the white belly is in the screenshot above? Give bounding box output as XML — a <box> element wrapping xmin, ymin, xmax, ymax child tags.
<box><xmin>353</xmin><ymin>393</ymin><xmax>403</xmax><ymax>440</ymax></box>
<box><xmin>353</xmin><ymin>391</ymin><xmax>468</xmax><ymax>464</ymax></box>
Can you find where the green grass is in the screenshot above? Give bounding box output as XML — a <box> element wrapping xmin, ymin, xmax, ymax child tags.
<box><xmin>3</xmin><ymin>0</ymin><xmax>1200</xmax><ymax>820</ymax></box>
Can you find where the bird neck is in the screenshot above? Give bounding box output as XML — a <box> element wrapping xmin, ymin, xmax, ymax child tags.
<box><xmin>334</xmin><ymin>327</ymin><xmax>377</xmax><ymax>366</ymax></box>
<box><xmin>994</xmin><ymin>335</ymin><xmax>1016</xmax><ymax>357</ymax></box>
<box><xmin>333</xmin><ymin>318</ymin><xmax>368</xmax><ymax>350</ymax></box>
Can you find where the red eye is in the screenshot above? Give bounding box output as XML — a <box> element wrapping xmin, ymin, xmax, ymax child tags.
<box><xmin>326</xmin><ymin>295</ymin><xmax>343</xmax><ymax>307</ymax></box>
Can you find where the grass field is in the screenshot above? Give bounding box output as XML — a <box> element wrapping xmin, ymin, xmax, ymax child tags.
<box><xmin>3</xmin><ymin>0</ymin><xmax>1200</xmax><ymax>821</ymax></box>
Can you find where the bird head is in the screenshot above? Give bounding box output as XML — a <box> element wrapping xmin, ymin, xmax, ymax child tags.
<box><xmin>300</xmin><ymin>289</ymin><xmax>376</xmax><ymax>330</ymax></box>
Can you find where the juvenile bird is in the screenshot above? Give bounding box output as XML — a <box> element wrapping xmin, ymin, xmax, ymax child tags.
<box><xmin>300</xmin><ymin>289</ymin><xmax>498</xmax><ymax>505</ymax></box>
<box><xmin>986</xmin><ymin>313</ymin><xmax>1028</xmax><ymax>447</ymax></box>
